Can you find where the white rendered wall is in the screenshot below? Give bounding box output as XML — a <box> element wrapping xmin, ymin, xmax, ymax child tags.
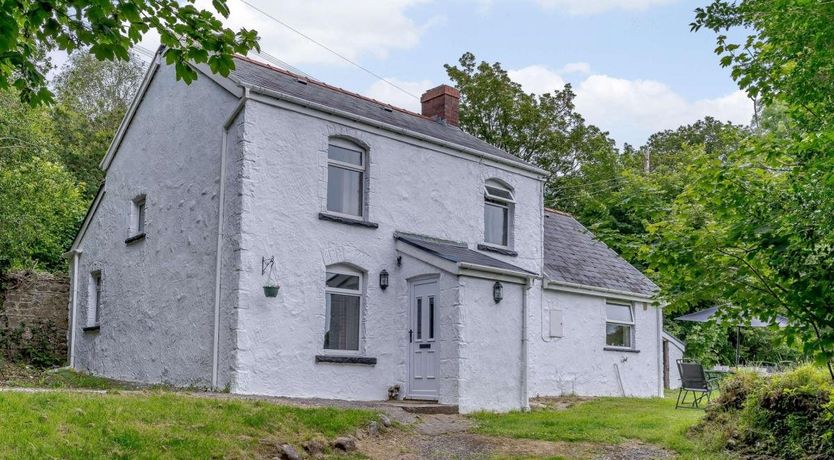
<box><xmin>230</xmin><ymin>98</ymin><xmax>543</xmax><ymax>403</ymax></box>
<box><xmin>528</xmin><ymin>289</ymin><xmax>662</xmax><ymax>397</ymax></box>
<box><xmin>72</xmin><ymin>64</ymin><xmax>239</xmax><ymax>386</ymax></box>
<box><xmin>457</xmin><ymin>276</ymin><xmax>526</xmax><ymax>413</ymax></box>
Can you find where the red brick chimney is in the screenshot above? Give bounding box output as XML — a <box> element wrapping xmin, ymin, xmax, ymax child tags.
<box><xmin>420</xmin><ymin>85</ymin><xmax>460</xmax><ymax>126</ymax></box>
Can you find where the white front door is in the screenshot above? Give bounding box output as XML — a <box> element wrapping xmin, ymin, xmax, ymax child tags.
<box><xmin>408</xmin><ymin>280</ymin><xmax>439</xmax><ymax>400</ymax></box>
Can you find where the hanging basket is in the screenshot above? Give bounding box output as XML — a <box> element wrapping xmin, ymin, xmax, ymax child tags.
<box><xmin>263</xmin><ymin>285</ymin><xmax>279</xmax><ymax>297</ymax></box>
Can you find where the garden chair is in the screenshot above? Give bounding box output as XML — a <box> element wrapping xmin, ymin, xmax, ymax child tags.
<box><xmin>675</xmin><ymin>360</ymin><xmax>720</xmax><ymax>409</ymax></box>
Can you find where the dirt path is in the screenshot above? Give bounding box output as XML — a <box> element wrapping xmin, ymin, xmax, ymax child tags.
<box><xmin>357</xmin><ymin>413</ymin><xmax>673</xmax><ymax>460</ymax></box>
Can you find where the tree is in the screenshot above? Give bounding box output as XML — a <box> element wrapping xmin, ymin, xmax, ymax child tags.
<box><xmin>0</xmin><ymin>157</ymin><xmax>86</xmax><ymax>271</ymax></box>
<box><xmin>51</xmin><ymin>51</ymin><xmax>146</xmax><ymax>196</ymax></box>
<box><xmin>444</xmin><ymin>52</ymin><xmax>618</xmax><ymax>204</ymax></box>
<box><xmin>0</xmin><ymin>0</ymin><xmax>259</xmax><ymax>105</ymax></box>
<box><xmin>648</xmin><ymin>0</ymin><xmax>834</xmax><ymax>377</ymax></box>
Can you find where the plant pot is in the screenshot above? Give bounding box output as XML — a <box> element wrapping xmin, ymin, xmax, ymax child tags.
<box><xmin>263</xmin><ymin>285</ymin><xmax>279</xmax><ymax>297</ymax></box>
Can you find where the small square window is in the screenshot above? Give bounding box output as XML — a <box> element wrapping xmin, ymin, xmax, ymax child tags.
<box><xmin>605</xmin><ymin>301</ymin><xmax>634</xmax><ymax>348</ymax></box>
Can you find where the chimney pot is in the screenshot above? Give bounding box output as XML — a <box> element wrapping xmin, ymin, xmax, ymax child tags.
<box><xmin>420</xmin><ymin>85</ymin><xmax>460</xmax><ymax>126</ymax></box>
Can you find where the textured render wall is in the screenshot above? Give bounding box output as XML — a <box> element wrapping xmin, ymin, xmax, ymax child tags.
<box><xmin>1</xmin><ymin>271</ymin><xmax>69</xmax><ymax>358</ymax></box>
<box><xmin>529</xmin><ymin>290</ymin><xmax>661</xmax><ymax>397</ymax></box>
<box><xmin>457</xmin><ymin>276</ymin><xmax>526</xmax><ymax>413</ymax></box>
<box><xmin>72</xmin><ymin>63</ymin><xmax>239</xmax><ymax>386</ymax></box>
<box><xmin>231</xmin><ymin>99</ymin><xmax>543</xmax><ymax>403</ymax></box>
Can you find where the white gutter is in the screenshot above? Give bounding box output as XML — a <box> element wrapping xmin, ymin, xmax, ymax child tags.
<box><xmin>243</xmin><ymin>85</ymin><xmax>549</xmax><ymax>178</ymax></box>
<box><xmin>457</xmin><ymin>261</ymin><xmax>538</xmax><ymax>283</ymax></box>
<box><xmin>67</xmin><ymin>250</ymin><xmax>81</xmax><ymax>369</ymax></box>
<box><xmin>211</xmin><ymin>89</ymin><xmax>249</xmax><ymax>389</ymax></box>
<box><xmin>656</xmin><ymin>301</ymin><xmax>665</xmax><ymax>396</ymax></box>
<box><xmin>544</xmin><ymin>279</ymin><xmax>655</xmax><ymax>303</ymax></box>
<box><xmin>520</xmin><ymin>278</ymin><xmax>532</xmax><ymax>411</ymax></box>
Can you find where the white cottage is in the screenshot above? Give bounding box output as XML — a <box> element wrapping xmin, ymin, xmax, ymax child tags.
<box><xmin>66</xmin><ymin>49</ymin><xmax>662</xmax><ymax>413</ymax></box>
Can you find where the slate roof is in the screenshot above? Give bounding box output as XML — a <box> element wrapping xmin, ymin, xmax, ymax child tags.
<box><xmin>395</xmin><ymin>233</ymin><xmax>535</xmax><ymax>275</ymax></box>
<box><xmin>229</xmin><ymin>56</ymin><xmax>534</xmax><ymax>169</ymax></box>
<box><xmin>543</xmin><ymin>209</ymin><xmax>658</xmax><ymax>297</ymax></box>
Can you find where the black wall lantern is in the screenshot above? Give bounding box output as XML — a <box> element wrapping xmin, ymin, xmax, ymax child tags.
<box><xmin>379</xmin><ymin>269</ymin><xmax>389</xmax><ymax>291</ymax></box>
<box><xmin>493</xmin><ymin>281</ymin><xmax>503</xmax><ymax>303</ymax></box>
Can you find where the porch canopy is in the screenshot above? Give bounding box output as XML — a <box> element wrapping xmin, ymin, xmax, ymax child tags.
<box><xmin>675</xmin><ymin>306</ymin><xmax>788</xmax><ymax>366</ymax></box>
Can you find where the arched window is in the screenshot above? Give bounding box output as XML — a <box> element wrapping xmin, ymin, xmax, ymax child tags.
<box><xmin>483</xmin><ymin>180</ymin><xmax>515</xmax><ymax>247</ymax></box>
<box><xmin>326</xmin><ymin>138</ymin><xmax>366</xmax><ymax>218</ymax></box>
<box><xmin>324</xmin><ymin>264</ymin><xmax>363</xmax><ymax>351</ymax></box>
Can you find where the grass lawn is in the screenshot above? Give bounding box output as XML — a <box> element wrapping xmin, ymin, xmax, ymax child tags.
<box><xmin>0</xmin><ymin>391</ymin><xmax>377</xmax><ymax>459</ymax></box>
<box><xmin>471</xmin><ymin>392</ymin><xmax>726</xmax><ymax>460</ymax></box>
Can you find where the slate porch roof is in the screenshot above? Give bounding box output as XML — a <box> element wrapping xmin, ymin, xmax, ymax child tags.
<box><xmin>395</xmin><ymin>233</ymin><xmax>535</xmax><ymax>276</ymax></box>
<box><xmin>229</xmin><ymin>56</ymin><xmax>534</xmax><ymax>170</ymax></box>
<box><xmin>543</xmin><ymin>209</ymin><xmax>658</xmax><ymax>297</ymax></box>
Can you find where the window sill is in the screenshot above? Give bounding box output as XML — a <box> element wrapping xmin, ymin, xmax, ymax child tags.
<box><xmin>125</xmin><ymin>233</ymin><xmax>146</xmax><ymax>245</ymax></box>
<box><xmin>604</xmin><ymin>346</ymin><xmax>640</xmax><ymax>353</ymax></box>
<box><xmin>82</xmin><ymin>325</ymin><xmax>100</xmax><ymax>333</ymax></box>
<box><xmin>318</xmin><ymin>212</ymin><xmax>379</xmax><ymax>229</ymax></box>
<box><xmin>315</xmin><ymin>355</ymin><xmax>377</xmax><ymax>365</ymax></box>
<box><xmin>477</xmin><ymin>243</ymin><xmax>518</xmax><ymax>257</ymax></box>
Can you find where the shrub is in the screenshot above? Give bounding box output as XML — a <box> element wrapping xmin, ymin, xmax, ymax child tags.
<box><xmin>697</xmin><ymin>365</ymin><xmax>834</xmax><ymax>459</ymax></box>
<box><xmin>738</xmin><ymin>365</ymin><xmax>834</xmax><ymax>458</ymax></box>
<box><xmin>712</xmin><ymin>370</ymin><xmax>762</xmax><ymax>412</ymax></box>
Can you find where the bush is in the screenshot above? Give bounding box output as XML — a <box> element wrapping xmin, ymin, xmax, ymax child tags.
<box><xmin>696</xmin><ymin>365</ymin><xmax>834</xmax><ymax>459</ymax></box>
<box><xmin>712</xmin><ymin>370</ymin><xmax>762</xmax><ymax>412</ymax></box>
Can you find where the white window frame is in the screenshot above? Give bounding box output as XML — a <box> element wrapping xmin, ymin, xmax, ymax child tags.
<box><xmin>130</xmin><ymin>195</ymin><xmax>146</xmax><ymax>237</ymax></box>
<box><xmin>325</xmin><ymin>139</ymin><xmax>366</xmax><ymax>219</ymax></box>
<box><xmin>87</xmin><ymin>271</ymin><xmax>102</xmax><ymax>327</ymax></box>
<box><xmin>323</xmin><ymin>265</ymin><xmax>364</xmax><ymax>354</ymax></box>
<box><xmin>605</xmin><ymin>300</ymin><xmax>635</xmax><ymax>349</ymax></box>
<box><xmin>483</xmin><ymin>180</ymin><xmax>515</xmax><ymax>248</ymax></box>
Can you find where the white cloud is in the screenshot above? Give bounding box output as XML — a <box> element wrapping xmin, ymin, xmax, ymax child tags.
<box><xmin>193</xmin><ymin>0</ymin><xmax>438</xmax><ymax>67</ymax></box>
<box><xmin>559</xmin><ymin>62</ymin><xmax>591</xmax><ymax>75</ymax></box>
<box><xmin>535</xmin><ymin>0</ymin><xmax>678</xmax><ymax>15</ymax></box>
<box><xmin>508</xmin><ymin>65</ymin><xmax>566</xmax><ymax>95</ymax></box>
<box><xmin>506</xmin><ymin>64</ymin><xmax>753</xmax><ymax>145</ymax></box>
<box><xmin>364</xmin><ymin>78</ymin><xmax>434</xmax><ymax>113</ymax></box>
<box><xmin>573</xmin><ymin>75</ymin><xmax>753</xmax><ymax>145</ymax></box>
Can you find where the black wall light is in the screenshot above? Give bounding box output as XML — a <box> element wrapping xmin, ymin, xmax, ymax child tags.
<box><xmin>493</xmin><ymin>281</ymin><xmax>503</xmax><ymax>303</ymax></box>
<box><xmin>379</xmin><ymin>269</ymin><xmax>389</xmax><ymax>291</ymax></box>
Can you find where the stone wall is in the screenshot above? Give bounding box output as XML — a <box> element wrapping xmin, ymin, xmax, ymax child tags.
<box><xmin>0</xmin><ymin>271</ymin><xmax>69</xmax><ymax>361</ymax></box>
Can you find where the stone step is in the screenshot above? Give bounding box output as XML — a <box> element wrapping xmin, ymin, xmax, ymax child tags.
<box><xmin>387</xmin><ymin>400</ymin><xmax>459</xmax><ymax>414</ymax></box>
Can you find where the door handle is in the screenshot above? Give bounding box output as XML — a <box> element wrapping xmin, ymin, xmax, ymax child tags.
<box><xmin>409</xmin><ymin>329</ymin><xmax>413</xmax><ymax>343</ymax></box>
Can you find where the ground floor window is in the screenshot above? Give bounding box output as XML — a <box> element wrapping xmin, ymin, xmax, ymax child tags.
<box><xmin>605</xmin><ymin>301</ymin><xmax>634</xmax><ymax>348</ymax></box>
<box><xmin>324</xmin><ymin>266</ymin><xmax>362</xmax><ymax>351</ymax></box>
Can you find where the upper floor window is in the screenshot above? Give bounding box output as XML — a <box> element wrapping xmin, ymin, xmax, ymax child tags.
<box><xmin>130</xmin><ymin>195</ymin><xmax>146</xmax><ymax>236</ymax></box>
<box><xmin>605</xmin><ymin>301</ymin><xmax>635</xmax><ymax>349</ymax></box>
<box><xmin>324</xmin><ymin>265</ymin><xmax>363</xmax><ymax>351</ymax></box>
<box><xmin>326</xmin><ymin>139</ymin><xmax>366</xmax><ymax>218</ymax></box>
<box><xmin>484</xmin><ymin>180</ymin><xmax>514</xmax><ymax>247</ymax></box>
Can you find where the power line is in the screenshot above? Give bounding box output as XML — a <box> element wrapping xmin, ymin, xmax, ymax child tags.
<box><xmin>238</xmin><ymin>0</ymin><xmax>420</xmax><ymax>101</ymax></box>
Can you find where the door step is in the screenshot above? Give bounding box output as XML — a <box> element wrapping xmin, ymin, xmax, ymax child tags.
<box><xmin>386</xmin><ymin>400</ymin><xmax>459</xmax><ymax>414</ymax></box>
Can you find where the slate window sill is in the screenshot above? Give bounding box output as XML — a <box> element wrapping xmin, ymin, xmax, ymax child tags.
<box><xmin>125</xmin><ymin>233</ymin><xmax>146</xmax><ymax>245</ymax></box>
<box><xmin>477</xmin><ymin>243</ymin><xmax>518</xmax><ymax>257</ymax></box>
<box><xmin>318</xmin><ymin>212</ymin><xmax>379</xmax><ymax>229</ymax></box>
<box><xmin>604</xmin><ymin>347</ymin><xmax>640</xmax><ymax>353</ymax></box>
<box><xmin>82</xmin><ymin>325</ymin><xmax>101</xmax><ymax>333</ymax></box>
<box><xmin>315</xmin><ymin>355</ymin><xmax>377</xmax><ymax>366</ymax></box>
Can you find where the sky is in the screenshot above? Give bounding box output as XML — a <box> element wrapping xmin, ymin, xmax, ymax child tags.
<box><xmin>127</xmin><ymin>0</ymin><xmax>753</xmax><ymax>147</ymax></box>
